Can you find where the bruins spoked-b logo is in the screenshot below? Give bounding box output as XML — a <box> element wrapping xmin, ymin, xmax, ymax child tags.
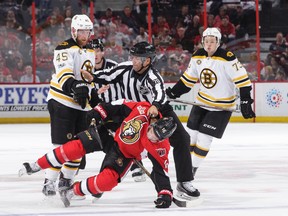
<box><xmin>200</xmin><ymin>68</ymin><xmax>217</xmax><ymax>89</ymax></box>
<box><xmin>81</xmin><ymin>60</ymin><xmax>93</xmax><ymax>82</ymax></box>
<box><xmin>120</xmin><ymin>116</ymin><xmax>147</xmax><ymax>144</ymax></box>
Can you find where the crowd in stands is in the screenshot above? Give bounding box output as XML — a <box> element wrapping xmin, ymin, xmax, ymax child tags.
<box><xmin>0</xmin><ymin>0</ymin><xmax>287</xmax><ymax>83</ymax></box>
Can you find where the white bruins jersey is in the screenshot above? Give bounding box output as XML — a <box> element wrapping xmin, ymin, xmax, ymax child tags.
<box><xmin>181</xmin><ymin>48</ymin><xmax>251</xmax><ymax>109</ymax></box>
<box><xmin>47</xmin><ymin>38</ymin><xmax>95</xmax><ymax>111</ymax></box>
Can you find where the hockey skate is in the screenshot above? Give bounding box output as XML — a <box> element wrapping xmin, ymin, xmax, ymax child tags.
<box><xmin>92</xmin><ymin>193</ymin><xmax>104</xmax><ymax>203</ymax></box>
<box><xmin>18</xmin><ymin>162</ymin><xmax>41</xmax><ymax>177</ymax></box>
<box><xmin>176</xmin><ymin>181</ymin><xmax>200</xmax><ymax>200</ymax></box>
<box><xmin>59</xmin><ymin>186</ymin><xmax>74</xmax><ymax>207</ymax></box>
<box><xmin>58</xmin><ymin>172</ymin><xmax>73</xmax><ymax>191</ymax></box>
<box><xmin>173</xmin><ymin>181</ymin><xmax>203</xmax><ymax>207</ymax></box>
<box><xmin>42</xmin><ymin>178</ymin><xmax>56</xmax><ymax>196</ymax></box>
<box><xmin>132</xmin><ymin>168</ymin><xmax>146</xmax><ymax>182</ymax></box>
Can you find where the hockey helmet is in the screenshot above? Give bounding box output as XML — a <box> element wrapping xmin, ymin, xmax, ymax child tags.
<box><xmin>130</xmin><ymin>42</ymin><xmax>156</xmax><ymax>59</ymax></box>
<box><xmin>71</xmin><ymin>14</ymin><xmax>94</xmax><ymax>41</ymax></box>
<box><xmin>89</xmin><ymin>39</ymin><xmax>104</xmax><ymax>51</ymax></box>
<box><xmin>202</xmin><ymin>27</ymin><xmax>221</xmax><ymax>45</ymax></box>
<box><xmin>151</xmin><ymin>117</ymin><xmax>177</xmax><ymax>141</ymax></box>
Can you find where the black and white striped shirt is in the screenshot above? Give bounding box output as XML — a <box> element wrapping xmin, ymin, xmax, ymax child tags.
<box><xmin>93</xmin><ymin>61</ymin><xmax>167</xmax><ymax>108</ymax></box>
<box><xmin>93</xmin><ymin>58</ymin><xmax>122</xmax><ymax>103</ymax></box>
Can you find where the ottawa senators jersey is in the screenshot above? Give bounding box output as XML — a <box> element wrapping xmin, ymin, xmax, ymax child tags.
<box><xmin>47</xmin><ymin>38</ymin><xmax>95</xmax><ymax>111</ymax></box>
<box><xmin>94</xmin><ymin>99</ymin><xmax>170</xmax><ymax>172</ymax></box>
<box><xmin>180</xmin><ymin>48</ymin><xmax>252</xmax><ymax>110</ymax></box>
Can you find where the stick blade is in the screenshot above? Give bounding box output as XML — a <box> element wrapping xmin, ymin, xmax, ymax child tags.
<box><xmin>173</xmin><ymin>197</ymin><xmax>203</xmax><ymax>208</ymax></box>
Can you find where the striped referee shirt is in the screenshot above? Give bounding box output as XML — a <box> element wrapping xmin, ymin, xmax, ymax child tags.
<box><xmin>93</xmin><ymin>61</ymin><xmax>167</xmax><ymax>108</ymax></box>
<box><xmin>93</xmin><ymin>58</ymin><xmax>122</xmax><ymax>102</ymax></box>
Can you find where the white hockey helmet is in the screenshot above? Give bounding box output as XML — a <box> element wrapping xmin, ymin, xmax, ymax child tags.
<box><xmin>71</xmin><ymin>14</ymin><xmax>94</xmax><ymax>41</ymax></box>
<box><xmin>202</xmin><ymin>27</ymin><xmax>221</xmax><ymax>45</ymax></box>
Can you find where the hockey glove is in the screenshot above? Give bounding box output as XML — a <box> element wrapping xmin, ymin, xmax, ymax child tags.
<box><xmin>89</xmin><ymin>88</ymin><xmax>102</xmax><ymax>108</ymax></box>
<box><xmin>86</xmin><ymin>107</ymin><xmax>103</xmax><ymax>127</ymax></box>
<box><xmin>165</xmin><ymin>87</ymin><xmax>178</xmax><ymax>99</ymax></box>
<box><xmin>240</xmin><ymin>98</ymin><xmax>256</xmax><ymax>119</ymax></box>
<box><xmin>154</xmin><ymin>190</ymin><xmax>173</xmax><ymax>208</ymax></box>
<box><xmin>71</xmin><ymin>81</ymin><xmax>89</xmax><ymax>109</ymax></box>
<box><xmin>239</xmin><ymin>86</ymin><xmax>256</xmax><ymax>119</ymax></box>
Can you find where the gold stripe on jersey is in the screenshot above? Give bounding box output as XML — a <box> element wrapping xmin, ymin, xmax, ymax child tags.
<box><xmin>233</xmin><ymin>74</ymin><xmax>252</xmax><ymax>88</ymax></box>
<box><xmin>180</xmin><ymin>72</ymin><xmax>198</xmax><ymax>88</ymax></box>
<box><xmin>49</xmin><ymin>87</ymin><xmax>77</xmax><ymax>105</ymax></box>
<box><xmin>55</xmin><ymin>68</ymin><xmax>74</xmax><ymax>86</ymax></box>
<box><xmin>197</xmin><ymin>91</ymin><xmax>236</xmax><ymax>108</ymax></box>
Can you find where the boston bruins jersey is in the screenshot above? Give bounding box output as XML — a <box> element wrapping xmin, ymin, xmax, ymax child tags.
<box><xmin>180</xmin><ymin>48</ymin><xmax>251</xmax><ymax>110</ymax></box>
<box><xmin>47</xmin><ymin>38</ymin><xmax>95</xmax><ymax>111</ymax></box>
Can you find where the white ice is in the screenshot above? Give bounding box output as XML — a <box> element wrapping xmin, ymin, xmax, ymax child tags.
<box><xmin>0</xmin><ymin>122</ymin><xmax>288</xmax><ymax>216</ymax></box>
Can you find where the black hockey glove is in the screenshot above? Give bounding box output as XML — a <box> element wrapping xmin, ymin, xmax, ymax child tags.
<box><xmin>154</xmin><ymin>190</ymin><xmax>172</xmax><ymax>208</ymax></box>
<box><xmin>239</xmin><ymin>86</ymin><xmax>256</xmax><ymax>119</ymax></box>
<box><xmin>86</xmin><ymin>107</ymin><xmax>103</xmax><ymax>127</ymax></box>
<box><xmin>240</xmin><ymin>98</ymin><xmax>256</xmax><ymax>119</ymax></box>
<box><xmin>89</xmin><ymin>88</ymin><xmax>102</xmax><ymax>108</ymax></box>
<box><xmin>165</xmin><ymin>87</ymin><xmax>178</xmax><ymax>99</ymax></box>
<box><xmin>71</xmin><ymin>81</ymin><xmax>89</xmax><ymax>109</ymax></box>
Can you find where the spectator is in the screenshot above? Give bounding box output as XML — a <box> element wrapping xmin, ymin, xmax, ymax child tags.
<box><xmin>135</xmin><ymin>26</ymin><xmax>149</xmax><ymax>43</ymax></box>
<box><xmin>99</xmin><ymin>8</ymin><xmax>116</xmax><ymax>25</ymax></box>
<box><xmin>207</xmin><ymin>14</ymin><xmax>215</xmax><ymax>27</ymax></box>
<box><xmin>120</xmin><ymin>5</ymin><xmax>141</xmax><ymax>34</ymax></box>
<box><xmin>173</xmin><ymin>26</ymin><xmax>194</xmax><ymax>53</ymax></box>
<box><xmin>20</xmin><ymin>64</ymin><xmax>40</xmax><ymax>83</ymax></box>
<box><xmin>269</xmin><ymin>32</ymin><xmax>287</xmax><ymax>56</ymax></box>
<box><xmin>261</xmin><ymin>65</ymin><xmax>275</xmax><ymax>81</ymax></box>
<box><xmin>36</xmin><ymin>42</ymin><xmax>54</xmax><ymax>82</ymax></box>
<box><xmin>219</xmin><ymin>15</ymin><xmax>236</xmax><ymax>44</ymax></box>
<box><xmin>174</xmin><ymin>4</ymin><xmax>192</xmax><ymax>28</ymax></box>
<box><xmin>11</xmin><ymin>56</ymin><xmax>25</xmax><ymax>82</ymax></box>
<box><xmin>214</xmin><ymin>5</ymin><xmax>229</xmax><ymax>28</ymax></box>
<box><xmin>0</xmin><ymin>56</ymin><xmax>11</xmax><ymax>77</ymax></box>
<box><xmin>152</xmin><ymin>15</ymin><xmax>170</xmax><ymax>37</ymax></box>
<box><xmin>245</xmin><ymin>52</ymin><xmax>264</xmax><ymax>81</ymax></box>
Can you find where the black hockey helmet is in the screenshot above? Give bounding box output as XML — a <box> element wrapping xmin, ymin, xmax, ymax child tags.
<box><xmin>89</xmin><ymin>38</ymin><xmax>104</xmax><ymax>51</ymax></box>
<box><xmin>151</xmin><ymin>117</ymin><xmax>177</xmax><ymax>141</ymax></box>
<box><xmin>130</xmin><ymin>42</ymin><xmax>156</xmax><ymax>59</ymax></box>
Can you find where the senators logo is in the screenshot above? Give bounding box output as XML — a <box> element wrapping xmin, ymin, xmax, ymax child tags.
<box><xmin>120</xmin><ymin>116</ymin><xmax>148</xmax><ymax>144</ymax></box>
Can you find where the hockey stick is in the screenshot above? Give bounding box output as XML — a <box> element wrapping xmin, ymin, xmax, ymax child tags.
<box><xmin>168</xmin><ymin>98</ymin><xmax>240</xmax><ymax>113</ymax></box>
<box><xmin>90</xmin><ymin>118</ymin><xmax>103</xmax><ymax>149</ymax></box>
<box><xmin>132</xmin><ymin>159</ymin><xmax>190</xmax><ymax>208</ymax></box>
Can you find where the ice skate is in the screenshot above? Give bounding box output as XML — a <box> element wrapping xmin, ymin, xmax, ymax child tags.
<box><xmin>92</xmin><ymin>193</ymin><xmax>103</xmax><ymax>203</ymax></box>
<box><xmin>59</xmin><ymin>186</ymin><xmax>74</xmax><ymax>207</ymax></box>
<box><xmin>132</xmin><ymin>168</ymin><xmax>146</xmax><ymax>182</ymax></box>
<box><xmin>18</xmin><ymin>162</ymin><xmax>41</xmax><ymax>177</ymax></box>
<box><xmin>58</xmin><ymin>172</ymin><xmax>73</xmax><ymax>191</ymax></box>
<box><xmin>42</xmin><ymin>178</ymin><xmax>56</xmax><ymax>196</ymax></box>
<box><xmin>176</xmin><ymin>181</ymin><xmax>200</xmax><ymax>200</ymax></box>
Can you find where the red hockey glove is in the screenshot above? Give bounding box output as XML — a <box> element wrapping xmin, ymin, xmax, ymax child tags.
<box><xmin>154</xmin><ymin>190</ymin><xmax>173</xmax><ymax>208</ymax></box>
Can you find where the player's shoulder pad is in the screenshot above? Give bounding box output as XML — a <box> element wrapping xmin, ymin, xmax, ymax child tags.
<box><xmin>55</xmin><ymin>38</ymin><xmax>77</xmax><ymax>50</ymax></box>
<box><xmin>191</xmin><ymin>48</ymin><xmax>206</xmax><ymax>57</ymax></box>
<box><xmin>214</xmin><ymin>48</ymin><xmax>237</xmax><ymax>61</ymax></box>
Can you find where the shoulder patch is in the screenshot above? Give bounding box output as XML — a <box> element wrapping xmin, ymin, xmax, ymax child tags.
<box><xmin>55</xmin><ymin>38</ymin><xmax>77</xmax><ymax>50</ymax></box>
<box><xmin>214</xmin><ymin>48</ymin><xmax>236</xmax><ymax>61</ymax></box>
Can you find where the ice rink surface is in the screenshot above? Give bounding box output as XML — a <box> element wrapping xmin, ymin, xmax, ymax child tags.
<box><xmin>0</xmin><ymin>122</ymin><xmax>288</xmax><ymax>216</ymax></box>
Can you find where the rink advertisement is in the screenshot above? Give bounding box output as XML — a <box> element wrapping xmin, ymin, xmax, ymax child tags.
<box><xmin>0</xmin><ymin>84</ymin><xmax>49</xmax><ymax>122</ymax></box>
<box><xmin>0</xmin><ymin>83</ymin><xmax>288</xmax><ymax>123</ymax></box>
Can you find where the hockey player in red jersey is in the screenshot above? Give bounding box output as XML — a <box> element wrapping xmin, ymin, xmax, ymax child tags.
<box><xmin>19</xmin><ymin>99</ymin><xmax>177</xmax><ymax>208</ymax></box>
<box><xmin>166</xmin><ymin>27</ymin><xmax>256</xmax><ymax>177</ymax></box>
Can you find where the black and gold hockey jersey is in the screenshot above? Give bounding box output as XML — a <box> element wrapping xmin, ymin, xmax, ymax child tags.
<box><xmin>180</xmin><ymin>48</ymin><xmax>251</xmax><ymax>109</ymax></box>
<box><xmin>47</xmin><ymin>38</ymin><xmax>95</xmax><ymax>111</ymax></box>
